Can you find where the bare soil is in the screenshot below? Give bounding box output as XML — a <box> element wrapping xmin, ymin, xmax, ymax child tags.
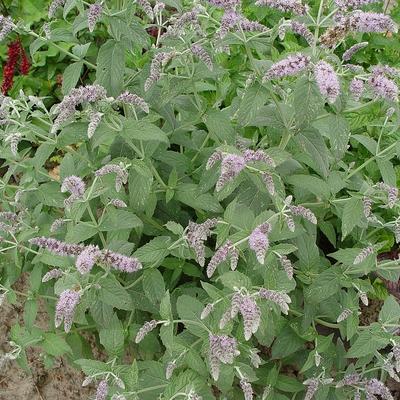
<box><xmin>0</xmin><ymin>273</ymin><xmax>94</xmax><ymax>400</ymax></box>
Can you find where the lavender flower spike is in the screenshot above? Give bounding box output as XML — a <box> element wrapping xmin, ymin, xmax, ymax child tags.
<box><xmin>135</xmin><ymin>320</ymin><xmax>158</xmax><ymax>343</ymax></box>
<box><xmin>263</xmin><ymin>53</ymin><xmax>310</xmax><ymax>81</ymax></box>
<box><xmin>137</xmin><ymin>0</ymin><xmax>154</xmax><ymax>20</ymax></box>
<box><xmin>55</xmin><ymin>289</ymin><xmax>81</xmax><ymax>332</ymax></box>
<box><xmin>206</xmin><ymin>240</ymin><xmax>236</xmax><ymax>278</ymax></box>
<box><xmin>116</xmin><ymin>91</ymin><xmax>149</xmax><ymax>113</ymax></box>
<box><xmin>342</xmin><ymin>42</ymin><xmax>368</xmax><ymax>62</ymax></box>
<box><xmin>337</xmin><ymin>308</ymin><xmax>352</xmax><ymax>322</ymax></box>
<box><xmin>240</xmin><ymin>379</ymin><xmax>253</xmax><ymax>400</ymax></box>
<box><xmin>353</xmin><ymin>246</ymin><xmax>374</xmax><ymax>264</ymax></box>
<box><xmin>350</xmin><ymin>78</ymin><xmax>364</xmax><ymax>101</ymax></box>
<box><xmin>289</xmin><ymin>21</ymin><xmax>314</xmax><ymax>46</ymax></box>
<box><xmin>29</xmin><ymin>237</ymin><xmax>85</xmax><ymax>256</ymax></box>
<box><xmin>87</xmin><ymin>111</ymin><xmax>103</xmax><ymax>138</ymax></box>
<box><xmin>289</xmin><ymin>205</ymin><xmax>317</xmax><ymax>224</ymax></box>
<box><xmin>368</xmin><ymin>71</ymin><xmax>398</xmax><ymax>102</ymax></box>
<box><xmin>76</xmin><ymin>245</ymin><xmax>101</xmax><ymax>274</ymax></box>
<box><xmin>303</xmin><ymin>378</ymin><xmax>319</xmax><ymax>400</ymax></box>
<box><xmin>100</xmin><ymin>250</ymin><xmax>142</xmax><ymax>273</ymax></box>
<box><xmin>61</xmin><ymin>176</ymin><xmax>86</xmax><ymax>208</ymax></box>
<box><xmin>314</xmin><ymin>61</ymin><xmax>340</xmax><ymax>104</ymax></box>
<box><xmin>88</xmin><ymin>3</ymin><xmax>103</xmax><ymax>32</ymax></box>
<box><xmin>365</xmin><ymin>378</ymin><xmax>394</xmax><ymax>400</ymax></box>
<box><xmin>209</xmin><ymin>334</ymin><xmax>240</xmax><ymax>380</ymax></box>
<box><xmin>248</xmin><ymin>224</ymin><xmax>270</xmax><ymax>264</ymax></box>
<box><xmin>335</xmin><ymin>0</ymin><xmax>380</xmax><ymax>9</ymax></box>
<box><xmin>0</xmin><ymin>16</ymin><xmax>14</xmax><ymax>41</ymax></box>
<box><xmin>258</xmin><ymin>288</ymin><xmax>291</xmax><ymax>314</ymax></box>
<box><xmin>186</xmin><ymin>219</ymin><xmax>218</xmax><ymax>266</ymax></box>
<box><xmin>239</xmin><ymin>295</ymin><xmax>261</xmax><ymax>340</ymax></box>
<box><xmin>191</xmin><ymin>45</ymin><xmax>213</xmax><ymax>71</ymax></box>
<box><xmin>42</xmin><ymin>268</ymin><xmax>63</xmax><ymax>282</ymax></box>
<box><xmin>48</xmin><ymin>0</ymin><xmax>66</xmax><ymax>18</ymax></box>
<box><xmin>255</xmin><ymin>0</ymin><xmax>308</xmax><ymax>15</ymax></box>
<box><xmin>349</xmin><ymin>11</ymin><xmax>398</xmax><ymax>33</ymax></box>
<box><xmin>95</xmin><ymin>380</ymin><xmax>108</xmax><ymax>400</ymax></box>
<box><xmin>216</xmin><ymin>154</ymin><xmax>246</xmax><ymax>191</ymax></box>
<box><xmin>95</xmin><ymin>164</ymin><xmax>128</xmax><ymax>192</ymax></box>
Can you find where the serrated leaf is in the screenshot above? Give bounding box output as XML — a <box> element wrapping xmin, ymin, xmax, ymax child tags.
<box><xmin>143</xmin><ymin>269</ymin><xmax>165</xmax><ymax>304</ymax></box>
<box><xmin>42</xmin><ymin>333</ymin><xmax>72</xmax><ymax>357</ymax></box>
<box><xmin>99</xmin><ymin>209</ymin><xmax>143</xmax><ymax>232</ymax></box>
<box><xmin>96</xmin><ymin>39</ymin><xmax>125</xmax><ymax>97</ymax></box>
<box><xmin>99</xmin><ymin>275</ymin><xmax>134</xmax><ymax>310</ymax></box>
<box><xmin>122</xmin><ymin>119</ymin><xmax>169</xmax><ymax>143</ymax></box>
<box><xmin>176</xmin><ymin>295</ymin><xmax>209</xmax><ymax>338</ymax></box>
<box><xmin>128</xmin><ymin>160</ymin><xmax>153</xmax><ymax>212</ymax></box>
<box><xmin>62</xmin><ymin>61</ymin><xmax>83</xmax><ymax>95</ymax></box>
<box><xmin>341</xmin><ymin>198</ymin><xmax>364</xmax><ymax>239</ymax></box>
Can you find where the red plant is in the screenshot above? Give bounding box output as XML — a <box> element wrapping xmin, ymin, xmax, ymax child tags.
<box><xmin>1</xmin><ymin>40</ymin><xmax>31</xmax><ymax>94</ymax></box>
<box><xmin>19</xmin><ymin>47</ymin><xmax>30</xmax><ymax>75</ymax></box>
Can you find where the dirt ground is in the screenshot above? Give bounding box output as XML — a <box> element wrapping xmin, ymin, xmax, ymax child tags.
<box><xmin>0</xmin><ymin>273</ymin><xmax>95</xmax><ymax>400</ymax></box>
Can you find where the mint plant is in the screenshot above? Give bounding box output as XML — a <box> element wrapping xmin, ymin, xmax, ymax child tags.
<box><xmin>0</xmin><ymin>0</ymin><xmax>400</xmax><ymax>399</ymax></box>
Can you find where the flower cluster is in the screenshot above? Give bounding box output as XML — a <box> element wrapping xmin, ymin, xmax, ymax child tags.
<box><xmin>186</xmin><ymin>218</ymin><xmax>218</xmax><ymax>266</ymax></box>
<box><xmin>248</xmin><ymin>222</ymin><xmax>271</xmax><ymax>264</ymax></box>
<box><xmin>263</xmin><ymin>53</ymin><xmax>310</xmax><ymax>81</ymax></box>
<box><xmin>191</xmin><ymin>45</ymin><xmax>213</xmax><ymax>71</ymax></box>
<box><xmin>207</xmin><ymin>240</ymin><xmax>239</xmax><ymax>277</ymax></box>
<box><xmin>258</xmin><ymin>289</ymin><xmax>291</xmax><ymax>314</ymax></box>
<box><xmin>61</xmin><ymin>176</ymin><xmax>86</xmax><ymax>208</ymax></box>
<box><xmin>0</xmin><ymin>15</ymin><xmax>14</xmax><ymax>41</ymax></box>
<box><xmin>135</xmin><ymin>320</ymin><xmax>158</xmax><ymax>343</ymax></box>
<box><xmin>95</xmin><ymin>164</ymin><xmax>128</xmax><ymax>192</ymax></box>
<box><xmin>145</xmin><ymin>52</ymin><xmax>175</xmax><ymax>91</ymax></box>
<box><xmin>255</xmin><ymin>0</ymin><xmax>308</xmax><ymax>15</ymax></box>
<box><xmin>314</xmin><ymin>61</ymin><xmax>340</xmax><ymax>103</ymax></box>
<box><xmin>116</xmin><ymin>91</ymin><xmax>149</xmax><ymax>113</ymax></box>
<box><xmin>209</xmin><ymin>334</ymin><xmax>240</xmax><ymax>380</ymax></box>
<box><xmin>30</xmin><ymin>237</ymin><xmax>142</xmax><ymax>273</ymax></box>
<box><xmin>48</xmin><ymin>0</ymin><xmax>66</xmax><ymax>18</ymax></box>
<box><xmin>207</xmin><ymin>148</ymin><xmax>275</xmax><ymax>192</ymax></box>
<box><xmin>87</xmin><ymin>3</ymin><xmax>103</xmax><ymax>32</ymax></box>
<box><xmin>368</xmin><ymin>68</ymin><xmax>399</xmax><ymax>103</ymax></box>
<box><xmin>348</xmin><ymin>11</ymin><xmax>398</xmax><ymax>34</ymax></box>
<box><xmin>55</xmin><ymin>289</ymin><xmax>81</xmax><ymax>332</ymax></box>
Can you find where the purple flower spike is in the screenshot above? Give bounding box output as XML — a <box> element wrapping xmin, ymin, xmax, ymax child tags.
<box><xmin>263</xmin><ymin>53</ymin><xmax>310</xmax><ymax>81</ymax></box>
<box><xmin>216</xmin><ymin>154</ymin><xmax>246</xmax><ymax>191</ymax></box>
<box><xmin>314</xmin><ymin>61</ymin><xmax>340</xmax><ymax>104</ymax></box>
<box><xmin>55</xmin><ymin>289</ymin><xmax>81</xmax><ymax>332</ymax></box>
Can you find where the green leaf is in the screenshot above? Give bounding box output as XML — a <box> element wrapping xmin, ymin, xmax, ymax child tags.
<box><xmin>23</xmin><ymin>299</ymin><xmax>38</xmax><ymax>329</ymax></box>
<box><xmin>62</xmin><ymin>61</ymin><xmax>83</xmax><ymax>95</ymax></box>
<box><xmin>42</xmin><ymin>333</ymin><xmax>72</xmax><ymax>357</ymax></box>
<box><xmin>160</xmin><ymin>290</ymin><xmax>172</xmax><ymax>320</ymax></box>
<box><xmin>143</xmin><ymin>269</ymin><xmax>165</xmax><ymax>304</ymax></box>
<box><xmin>294</xmin><ymin>128</ymin><xmax>330</xmax><ymax>178</ymax></box>
<box><xmin>313</xmin><ymin>115</ymin><xmax>350</xmax><ymax>160</ymax></box>
<box><xmin>128</xmin><ymin>160</ymin><xmax>153</xmax><ymax>212</ymax></box>
<box><xmin>204</xmin><ymin>108</ymin><xmax>235</xmax><ymax>142</ymax></box>
<box><xmin>75</xmin><ymin>359</ymin><xmax>109</xmax><ymax>375</ymax></box>
<box><xmin>286</xmin><ymin>174</ymin><xmax>330</xmax><ymax>200</ymax></box>
<box><xmin>99</xmin><ymin>313</ymin><xmax>125</xmax><ymax>356</ymax></box>
<box><xmin>65</xmin><ymin>222</ymin><xmax>98</xmax><ymax>243</ymax></box>
<box><xmin>235</xmin><ymin>83</ymin><xmax>269</xmax><ymax>127</ymax></box>
<box><xmin>99</xmin><ymin>275</ymin><xmax>134</xmax><ymax>310</ymax></box>
<box><xmin>379</xmin><ymin>295</ymin><xmax>400</xmax><ymax>325</ymax></box>
<box><xmin>341</xmin><ymin>198</ymin><xmax>364</xmax><ymax>239</ymax></box>
<box><xmin>134</xmin><ymin>236</ymin><xmax>170</xmax><ymax>265</ymax></box>
<box><xmin>175</xmin><ymin>184</ymin><xmax>223</xmax><ymax>213</ymax></box>
<box><xmin>305</xmin><ymin>269</ymin><xmax>340</xmax><ymax>304</ymax></box>
<box><xmin>347</xmin><ymin>324</ymin><xmax>391</xmax><ymax>358</ymax></box>
<box><xmin>176</xmin><ymin>295</ymin><xmax>209</xmax><ymax>338</ymax></box>
<box><xmin>293</xmin><ymin>77</ymin><xmax>323</xmax><ymax>127</ymax></box>
<box><xmin>121</xmin><ymin>119</ymin><xmax>169</xmax><ymax>143</ymax></box>
<box><xmin>99</xmin><ymin>209</ymin><xmax>143</xmax><ymax>231</ymax></box>
<box><xmin>96</xmin><ymin>39</ymin><xmax>125</xmax><ymax>97</ymax></box>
